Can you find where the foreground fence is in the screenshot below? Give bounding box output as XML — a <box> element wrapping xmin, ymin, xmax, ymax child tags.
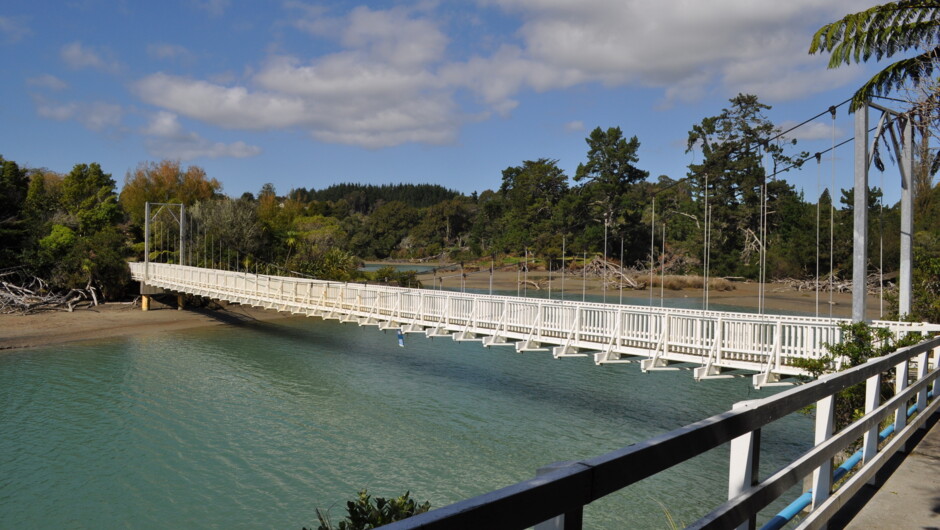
<box><xmin>382</xmin><ymin>335</ymin><xmax>939</xmax><ymax>529</ymax></box>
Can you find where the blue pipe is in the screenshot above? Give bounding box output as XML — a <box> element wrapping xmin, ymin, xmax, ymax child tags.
<box><xmin>761</xmin><ymin>390</ymin><xmax>934</xmax><ymax>530</ymax></box>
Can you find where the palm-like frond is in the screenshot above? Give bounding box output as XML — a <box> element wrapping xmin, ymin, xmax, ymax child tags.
<box><xmin>809</xmin><ymin>1</ymin><xmax>940</xmax><ymax>110</ymax></box>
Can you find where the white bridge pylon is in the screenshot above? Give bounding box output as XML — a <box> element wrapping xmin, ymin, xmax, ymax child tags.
<box><xmin>130</xmin><ymin>263</ymin><xmax>936</xmax><ymax>388</ymax></box>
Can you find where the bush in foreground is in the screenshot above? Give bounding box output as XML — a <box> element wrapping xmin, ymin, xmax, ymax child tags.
<box><xmin>308</xmin><ymin>490</ymin><xmax>430</xmax><ymax>530</ymax></box>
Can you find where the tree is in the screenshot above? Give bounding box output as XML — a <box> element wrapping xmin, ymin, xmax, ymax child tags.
<box><xmin>0</xmin><ymin>156</ymin><xmax>29</xmax><ymax>267</ymax></box>
<box><xmin>61</xmin><ymin>162</ymin><xmax>122</xmax><ymax>236</ymax></box>
<box><xmin>348</xmin><ymin>201</ymin><xmax>417</xmax><ymax>259</ymax></box>
<box><xmin>23</xmin><ymin>169</ymin><xmax>63</xmax><ymax>226</ymax></box>
<box><xmin>50</xmin><ymin>227</ymin><xmax>131</xmax><ymax>300</ymax></box>
<box><xmin>574</xmin><ymin>127</ymin><xmax>649</xmax><ymax>260</ymax></box>
<box><xmin>497</xmin><ymin>158</ymin><xmax>569</xmax><ymax>252</ymax></box>
<box><xmin>686</xmin><ymin>94</ymin><xmax>804</xmax><ymax>277</ymax></box>
<box><xmin>408</xmin><ymin>197</ymin><xmax>475</xmax><ymax>255</ymax></box>
<box><xmin>810</xmin><ymin>1</ymin><xmax>940</xmax><ymax>111</ymax></box>
<box><xmin>282</xmin><ymin>214</ymin><xmax>349</xmax><ymax>271</ymax></box>
<box><xmin>188</xmin><ymin>198</ymin><xmax>263</xmax><ymax>268</ymax></box>
<box><xmin>307</xmin><ymin>248</ymin><xmax>361</xmax><ymax>281</ymax></box>
<box><xmin>0</xmin><ymin>156</ymin><xmax>29</xmax><ymax>220</ymax></box>
<box><xmin>120</xmin><ymin>160</ymin><xmax>221</xmax><ymax>227</ymax></box>
<box><xmin>575</xmin><ymin>127</ymin><xmax>648</xmax><ymax>208</ymax></box>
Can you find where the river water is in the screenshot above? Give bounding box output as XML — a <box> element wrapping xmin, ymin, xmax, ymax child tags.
<box><xmin>0</xmin><ymin>310</ymin><xmax>813</xmax><ymax>528</ymax></box>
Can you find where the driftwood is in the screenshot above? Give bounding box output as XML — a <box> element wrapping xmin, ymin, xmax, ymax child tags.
<box><xmin>579</xmin><ymin>256</ymin><xmax>640</xmax><ymax>289</ymax></box>
<box><xmin>776</xmin><ymin>273</ymin><xmax>895</xmax><ymax>296</ymax></box>
<box><xmin>519</xmin><ymin>279</ymin><xmax>542</xmax><ymax>290</ymax></box>
<box><xmin>0</xmin><ymin>272</ymin><xmax>99</xmax><ymax>314</ymax></box>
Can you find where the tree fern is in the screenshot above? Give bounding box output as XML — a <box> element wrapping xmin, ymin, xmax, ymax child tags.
<box><xmin>810</xmin><ymin>1</ymin><xmax>940</xmax><ymax>110</ymax></box>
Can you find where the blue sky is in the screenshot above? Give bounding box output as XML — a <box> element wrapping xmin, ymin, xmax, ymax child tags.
<box><xmin>0</xmin><ymin>1</ymin><xmax>906</xmax><ymax>202</ymax></box>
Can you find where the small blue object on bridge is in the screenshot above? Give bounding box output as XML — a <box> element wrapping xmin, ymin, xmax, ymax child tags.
<box><xmin>397</xmin><ymin>329</ymin><xmax>405</xmax><ymax>348</ymax></box>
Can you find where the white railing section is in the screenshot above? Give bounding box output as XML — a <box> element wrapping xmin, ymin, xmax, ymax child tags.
<box><xmin>130</xmin><ymin>263</ymin><xmax>937</xmax><ymax>385</ymax></box>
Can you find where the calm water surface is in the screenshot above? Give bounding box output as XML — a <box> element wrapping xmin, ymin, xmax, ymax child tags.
<box><xmin>0</xmin><ymin>313</ymin><xmax>812</xmax><ymax>528</ymax></box>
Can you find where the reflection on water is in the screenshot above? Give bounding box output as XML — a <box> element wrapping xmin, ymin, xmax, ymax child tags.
<box><xmin>0</xmin><ymin>315</ymin><xmax>812</xmax><ymax>528</ymax></box>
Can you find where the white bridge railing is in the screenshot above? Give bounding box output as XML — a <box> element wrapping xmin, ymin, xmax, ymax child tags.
<box><xmin>130</xmin><ymin>262</ymin><xmax>935</xmax><ymax>386</ymax></box>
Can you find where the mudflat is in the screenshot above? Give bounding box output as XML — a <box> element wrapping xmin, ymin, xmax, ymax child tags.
<box><xmin>420</xmin><ymin>269</ymin><xmax>889</xmax><ymax>320</ymax></box>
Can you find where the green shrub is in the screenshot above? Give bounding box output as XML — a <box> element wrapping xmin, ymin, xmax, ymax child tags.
<box><xmin>792</xmin><ymin>322</ymin><xmax>922</xmax><ymax>433</ymax></box>
<box><xmin>309</xmin><ymin>489</ymin><xmax>430</xmax><ymax>530</ymax></box>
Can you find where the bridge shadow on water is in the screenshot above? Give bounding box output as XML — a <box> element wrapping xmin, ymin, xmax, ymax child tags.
<box><xmin>187</xmin><ymin>305</ymin><xmax>767</xmax><ymax>436</ymax></box>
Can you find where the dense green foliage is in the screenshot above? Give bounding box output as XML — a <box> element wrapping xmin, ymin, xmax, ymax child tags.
<box><xmin>0</xmin><ymin>156</ymin><xmax>30</xmax><ymax>266</ymax></box>
<box><xmin>2</xmin><ymin>159</ymin><xmax>131</xmax><ymax>299</ymax></box>
<box><xmin>291</xmin><ymin>183</ymin><xmax>461</xmax><ymax>212</ymax></box>
<box><xmin>309</xmin><ymin>489</ymin><xmax>430</xmax><ymax>530</ymax></box>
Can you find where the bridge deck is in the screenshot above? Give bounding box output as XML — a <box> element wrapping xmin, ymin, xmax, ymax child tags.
<box><xmin>130</xmin><ymin>263</ymin><xmax>936</xmax><ymax>386</ymax></box>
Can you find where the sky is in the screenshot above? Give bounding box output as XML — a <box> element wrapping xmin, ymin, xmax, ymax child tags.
<box><xmin>0</xmin><ymin>0</ymin><xmax>909</xmax><ymax>203</ymax></box>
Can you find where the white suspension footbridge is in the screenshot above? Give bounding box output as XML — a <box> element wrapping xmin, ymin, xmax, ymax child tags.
<box><xmin>129</xmin><ymin>262</ymin><xmax>935</xmax><ymax>388</ymax></box>
<box><xmin>130</xmin><ymin>100</ymin><xmax>940</xmax><ymax>528</ymax></box>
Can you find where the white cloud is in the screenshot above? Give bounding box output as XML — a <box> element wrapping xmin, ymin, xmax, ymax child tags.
<box><xmin>147</xmin><ymin>43</ymin><xmax>194</xmax><ymax>62</ymax></box>
<box><xmin>143</xmin><ymin>111</ymin><xmax>262</xmax><ymax>160</ymax></box>
<box><xmin>191</xmin><ymin>0</ymin><xmax>230</xmax><ymax>17</ymax></box>
<box><xmin>483</xmin><ymin>0</ymin><xmax>870</xmax><ymax>103</ymax></box>
<box><xmin>27</xmin><ymin>74</ymin><xmax>68</xmax><ymax>91</ymax></box>
<box><xmin>778</xmin><ymin>120</ymin><xmax>844</xmax><ymax>142</ymax></box>
<box><xmin>83</xmin><ymin>102</ymin><xmax>123</xmax><ymax>131</ymax></box>
<box><xmin>33</xmin><ymin>96</ymin><xmax>122</xmax><ymax>132</ymax></box>
<box><xmin>283</xmin><ymin>2</ymin><xmax>335</xmax><ymax>37</ymax></box>
<box><xmin>61</xmin><ymin>41</ymin><xmax>120</xmax><ymax>72</ymax></box>
<box><xmin>131</xmin><ymin>1</ymin><xmax>874</xmax><ymax>150</ymax></box>
<box><xmin>0</xmin><ymin>15</ymin><xmax>30</xmax><ymax>42</ymax></box>
<box><xmin>136</xmin><ymin>71</ymin><xmax>459</xmax><ymax>149</ymax></box>
<box><xmin>341</xmin><ymin>6</ymin><xmax>447</xmax><ymax>68</ymax></box>
<box><xmin>441</xmin><ymin>43</ymin><xmax>592</xmax><ymax>117</ymax></box>
<box><xmin>35</xmin><ymin>98</ymin><xmax>77</xmax><ymax>121</ymax></box>
<box><xmin>136</xmin><ymin>6</ymin><xmax>460</xmax><ymax>149</ymax></box>
<box><xmin>564</xmin><ymin>120</ymin><xmax>584</xmax><ymax>132</ymax></box>
<box><xmin>135</xmin><ymin>73</ymin><xmax>308</xmax><ymax>130</ymax></box>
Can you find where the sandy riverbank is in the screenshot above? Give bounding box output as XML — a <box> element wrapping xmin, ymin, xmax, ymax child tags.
<box><xmin>418</xmin><ymin>269</ymin><xmax>890</xmax><ymax>320</ymax></box>
<box><xmin>0</xmin><ymin>298</ymin><xmax>293</xmax><ymax>352</ymax></box>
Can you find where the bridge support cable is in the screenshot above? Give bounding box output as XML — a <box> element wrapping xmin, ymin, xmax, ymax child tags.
<box><xmin>144</xmin><ymin>202</ymin><xmax>187</xmax><ymax>281</ymax></box>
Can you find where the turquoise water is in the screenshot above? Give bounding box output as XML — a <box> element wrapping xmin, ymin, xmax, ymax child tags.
<box><xmin>0</xmin><ymin>315</ymin><xmax>812</xmax><ymax>528</ymax></box>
